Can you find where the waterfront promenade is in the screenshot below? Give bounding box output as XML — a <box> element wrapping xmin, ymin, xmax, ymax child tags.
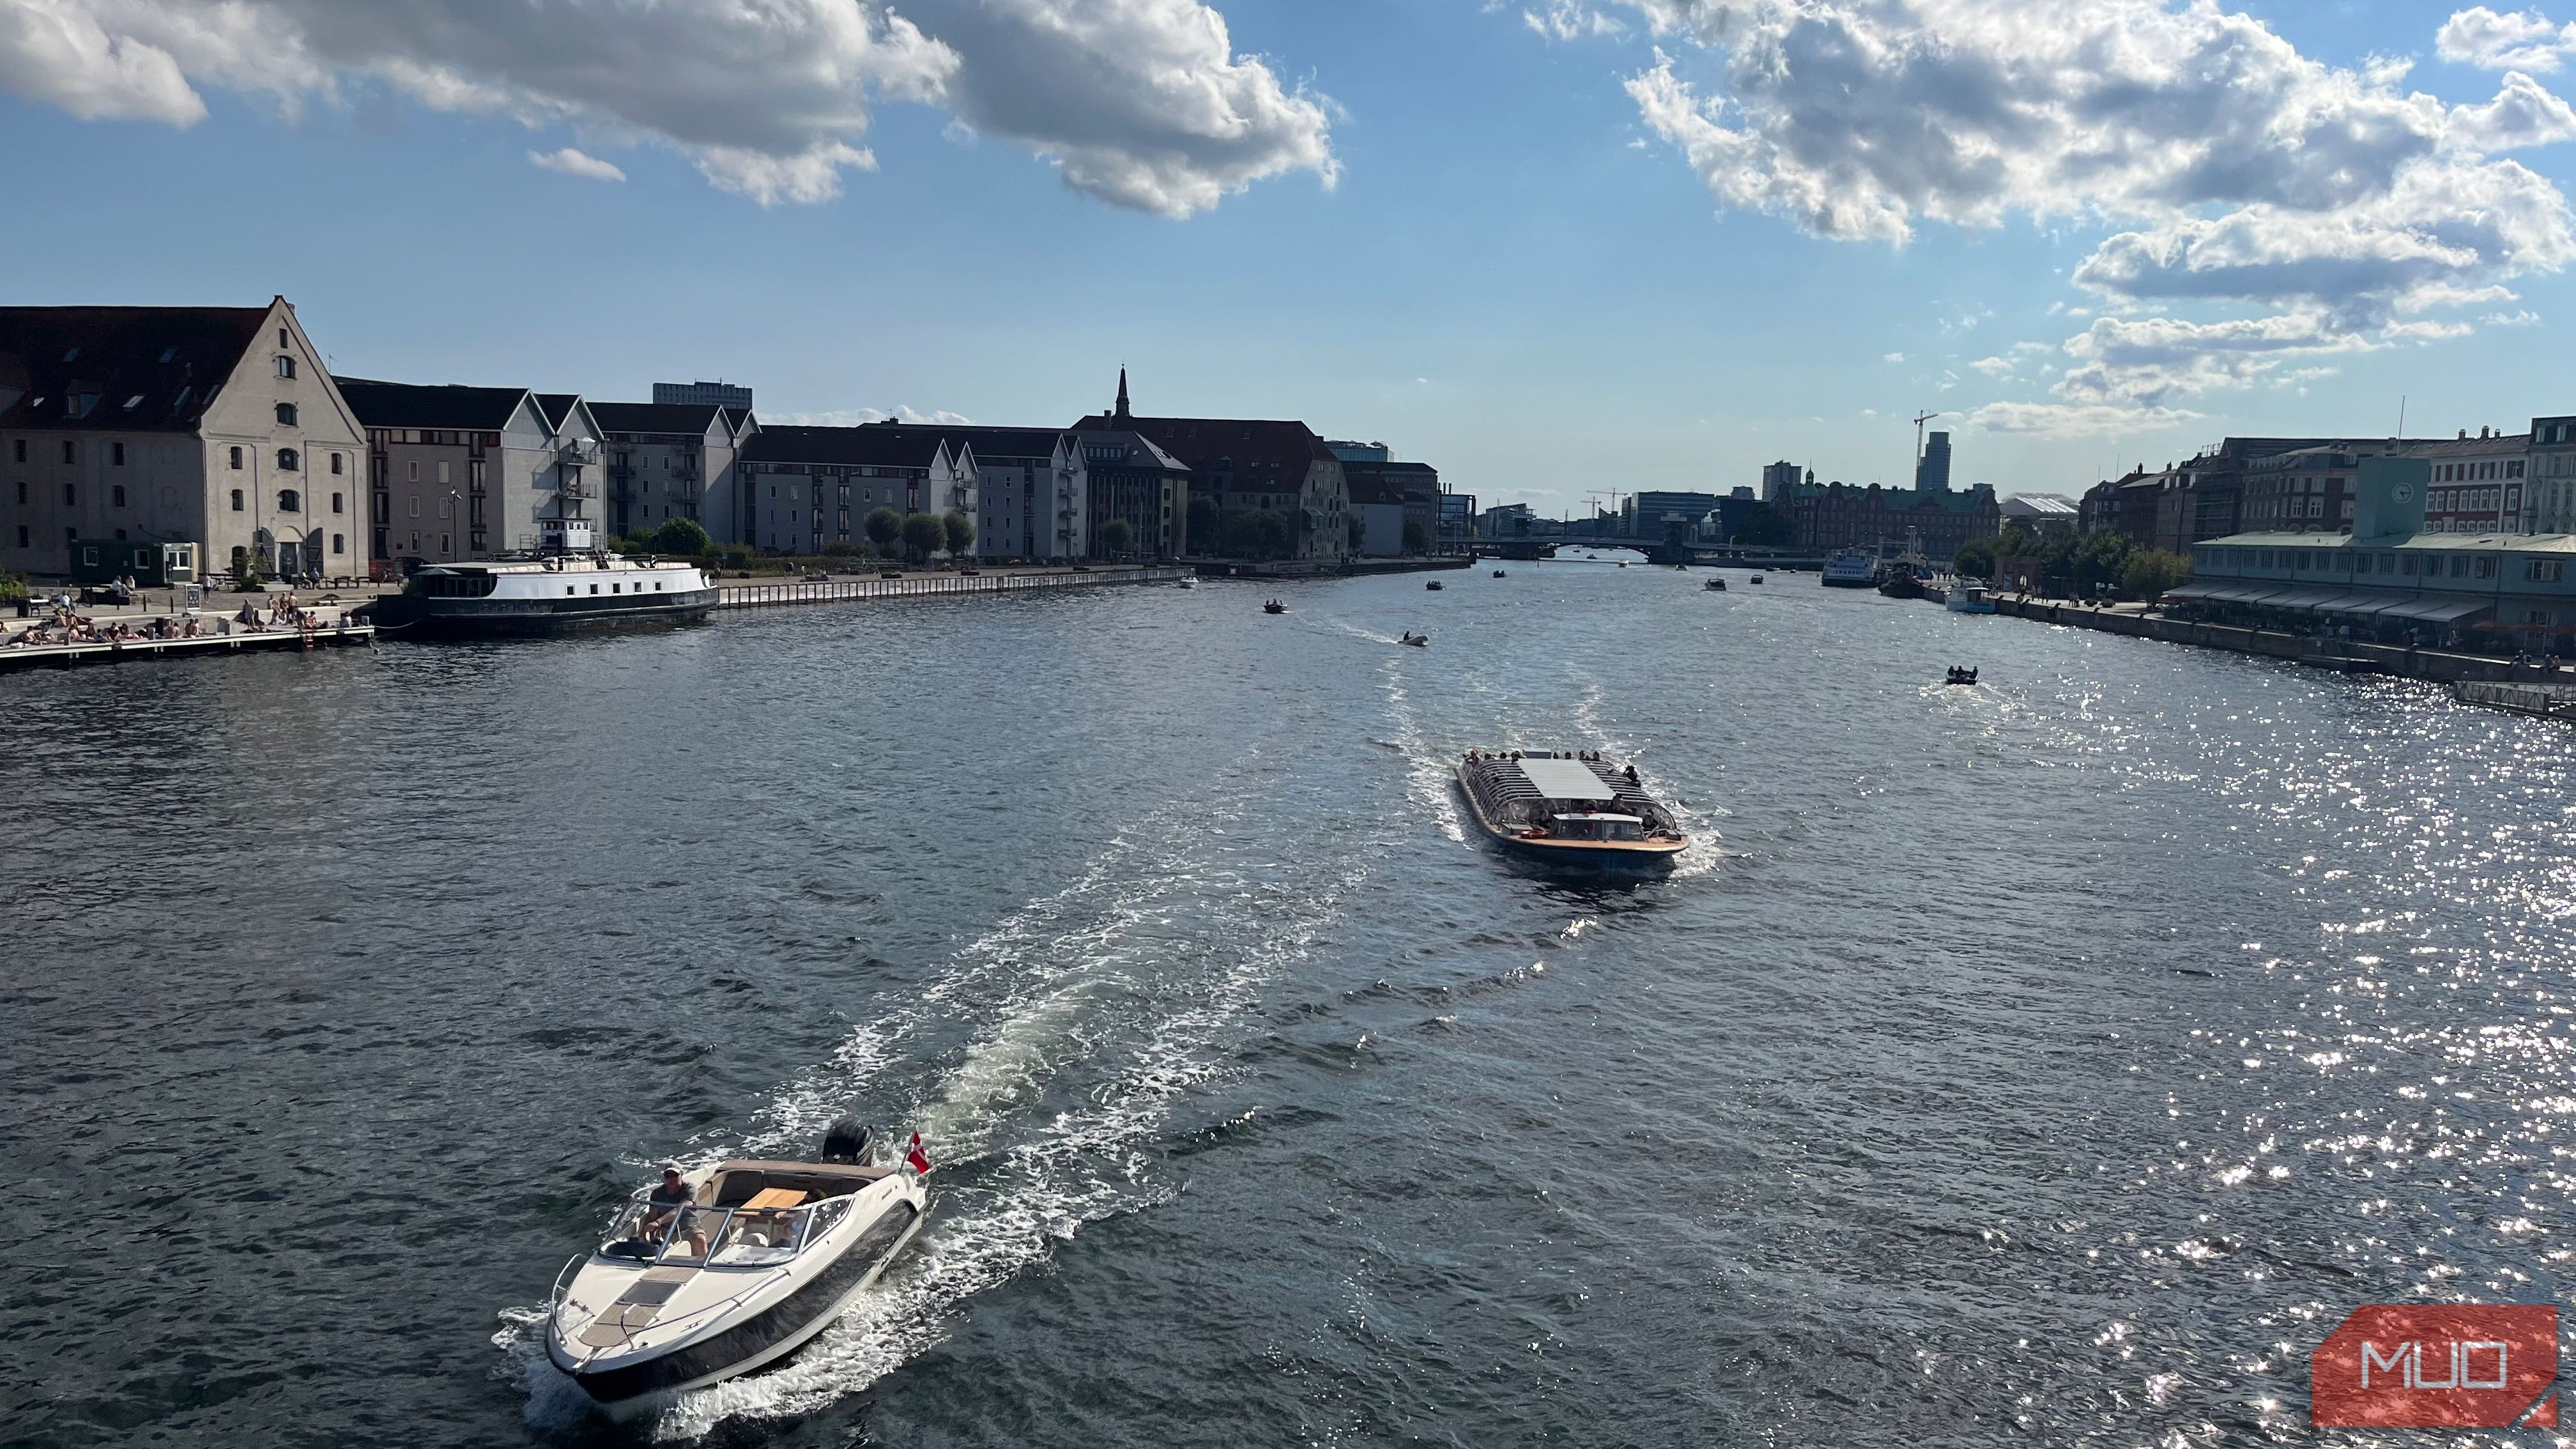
<box><xmin>1987</xmin><ymin>593</ymin><xmax>2568</xmax><ymax>686</ymax></box>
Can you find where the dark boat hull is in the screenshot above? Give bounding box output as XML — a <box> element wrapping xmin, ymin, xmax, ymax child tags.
<box><xmin>370</xmin><ymin>588</ymin><xmax>719</xmax><ymax>638</ymax></box>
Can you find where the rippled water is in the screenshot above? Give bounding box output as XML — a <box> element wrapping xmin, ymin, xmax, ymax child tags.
<box><xmin>4</xmin><ymin>560</ymin><xmax>2572</xmax><ymax>1446</ymax></box>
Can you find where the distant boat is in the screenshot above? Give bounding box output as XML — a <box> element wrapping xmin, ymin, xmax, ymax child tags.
<box><xmin>1426</xmin><ymin>579</ymin><xmax>1444</xmax><ymax>590</ymax></box>
<box><xmin>1946</xmin><ymin>579</ymin><xmax>1997</xmax><ymax>614</ymax></box>
<box><xmin>1749</xmin><ymin>575</ymin><xmax>1765</xmax><ymax>585</ymax></box>
<box><xmin>1822</xmin><ymin>549</ymin><xmax>1878</xmax><ymax>588</ymax></box>
<box><xmin>1492</xmin><ymin>569</ymin><xmax>1507</xmax><ymax>578</ymax></box>
<box><xmin>1400</xmin><ymin>632</ymin><xmax>1428</xmax><ymax>647</ymax></box>
<box><xmin>1263</xmin><ymin>600</ymin><xmax>1287</xmax><ymax>614</ymax></box>
<box><xmin>1705</xmin><ymin>578</ymin><xmax>1726</xmax><ymax>592</ymax></box>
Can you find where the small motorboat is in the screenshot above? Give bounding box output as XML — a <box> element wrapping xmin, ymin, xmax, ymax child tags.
<box><xmin>1176</xmin><ymin>576</ymin><xmax>1197</xmax><ymax>589</ymax></box>
<box><xmin>1943</xmin><ymin>666</ymin><xmax>1980</xmax><ymax>686</ymax></box>
<box><xmin>1705</xmin><ymin>578</ymin><xmax>1727</xmax><ymax>592</ymax></box>
<box><xmin>1425</xmin><ymin>580</ymin><xmax>1444</xmax><ymax>591</ymax></box>
<box><xmin>1400</xmin><ymin>632</ymin><xmax>1429</xmax><ymax>648</ymax></box>
<box><xmin>1492</xmin><ymin>569</ymin><xmax>1507</xmax><ymax>578</ymax></box>
<box><xmin>1749</xmin><ymin>575</ymin><xmax>1765</xmax><ymax>585</ymax></box>
<box><xmin>1263</xmin><ymin>600</ymin><xmax>1287</xmax><ymax>614</ymax></box>
<box><xmin>546</xmin><ymin>1121</ymin><xmax>928</xmax><ymax>1418</ymax></box>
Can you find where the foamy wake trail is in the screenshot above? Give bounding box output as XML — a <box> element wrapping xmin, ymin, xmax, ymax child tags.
<box><xmin>1382</xmin><ymin>657</ymin><xmax>1464</xmax><ymax>843</ymax></box>
<box><xmin>498</xmin><ymin>772</ymin><xmax>1379</xmax><ymax>1441</ymax></box>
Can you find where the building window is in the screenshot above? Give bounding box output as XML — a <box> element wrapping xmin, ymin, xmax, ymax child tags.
<box><xmin>11</xmin><ymin>480</ymin><xmax>20</xmax><ymax>503</ymax></box>
<box><xmin>230</xmin><ymin>488</ymin><xmax>243</xmax><ymax>512</ymax></box>
<box><xmin>279</xmin><ymin>489</ymin><xmax>302</xmax><ymax>512</ymax></box>
<box><xmin>330</xmin><ymin>491</ymin><xmax>343</xmax><ymax>514</ymax></box>
<box><xmin>62</xmin><ymin>483</ymin><xmax>74</xmax><ymax>505</ymax></box>
<box><xmin>61</xmin><ymin>441</ymin><xmax>76</xmax><ymax>463</ymax></box>
<box><xmin>2527</xmin><ymin>559</ymin><xmax>2564</xmax><ymax>582</ymax></box>
<box><xmin>9</xmin><ymin>440</ymin><xmax>19</xmax><ymax>463</ymax></box>
<box><xmin>229</xmin><ymin>446</ymin><xmax>243</xmax><ymax>470</ymax></box>
<box><xmin>408</xmin><ymin>497</ymin><xmax>419</xmax><ymax>518</ymax></box>
<box><xmin>12</xmin><ymin>526</ymin><xmax>22</xmax><ymax>548</ymax></box>
<box><xmin>276</xmin><ymin>402</ymin><xmax>298</xmax><ymax>426</ymax></box>
<box><xmin>277</xmin><ymin>448</ymin><xmax>299</xmax><ymax>471</ymax></box>
<box><xmin>111</xmin><ymin>484</ymin><xmax>126</xmax><ymax>507</ymax></box>
<box><xmin>330</xmin><ymin>452</ymin><xmax>342</xmax><ymax>475</ymax></box>
<box><xmin>275</xmin><ymin>356</ymin><xmax>295</xmax><ymax>379</ymax></box>
<box><xmin>2475</xmin><ymin>556</ymin><xmax>2496</xmax><ymax>579</ymax></box>
<box><xmin>332</xmin><ymin>533</ymin><xmax>345</xmax><ymax>555</ymax></box>
<box><xmin>111</xmin><ymin>441</ymin><xmax>125</xmax><ymax>465</ymax></box>
<box><xmin>408</xmin><ymin>461</ymin><xmax>418</xmax><ymax>482</ymax></box>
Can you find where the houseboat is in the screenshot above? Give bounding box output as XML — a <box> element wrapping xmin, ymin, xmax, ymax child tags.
<box><xmin>370</xmin><ymin>521</ymin><xmax>716</xmax><ymax>638</ymax></box>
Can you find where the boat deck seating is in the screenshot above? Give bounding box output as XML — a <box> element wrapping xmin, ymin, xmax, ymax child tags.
<box><xmin>709</xmin><ymin>1163</ymin><xmax>891</xmax><ymax>1207</ymax></box>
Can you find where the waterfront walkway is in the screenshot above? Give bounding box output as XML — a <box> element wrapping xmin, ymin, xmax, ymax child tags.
<box><xmin>1990</xmin><ymin>594</ymin><xmax>2567</xmax><ymax>687</ymax></box>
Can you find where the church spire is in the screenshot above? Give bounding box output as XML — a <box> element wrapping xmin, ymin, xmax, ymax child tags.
<box><xmin>1114</xmin><ymin>366</ymin><xmax>1131</xmax><ymax>422</ymax></box>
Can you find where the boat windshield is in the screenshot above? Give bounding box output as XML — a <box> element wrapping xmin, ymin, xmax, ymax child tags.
<box><xmin>1551</xmin><ymin>813</ymin><xmax>1646</xmax><ymax>842</ymax></box>
<box><xmin>598</xmin><ymin>1191</ymin><xmax>854</xmax><ymax>1267</ymax></box>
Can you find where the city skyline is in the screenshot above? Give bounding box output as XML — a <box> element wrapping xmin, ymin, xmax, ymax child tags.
<box><xmin>4</xmin><ymin>1</ymin><xmax>2573</xmax><ymax>512</ymax></box>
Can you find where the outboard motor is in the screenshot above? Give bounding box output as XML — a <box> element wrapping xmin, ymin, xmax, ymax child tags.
<box><xmin>820</xmin><ymin>1118</ymin><xmax>873</xmax><ymax>1165</ymax></box>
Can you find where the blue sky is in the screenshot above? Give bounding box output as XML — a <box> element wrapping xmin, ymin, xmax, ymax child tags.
<box><xmin>3</xmin><ymin>0</ymin><xmax>2572</xmax><ymax>514</ymax></box>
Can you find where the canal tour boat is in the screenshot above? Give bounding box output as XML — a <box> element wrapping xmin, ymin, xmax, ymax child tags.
<box><xmin>545</xmin><ymin>1121</ymin><xmax>928</xmax><ymax>1418</ymax></box>
<box><xmin>1455</xmin><ymin>749</ymin><xmax>1690</xmax><ymax>870</ymax></box>
<box><xmin>370</xmin><ymin>520</ymin><xmax>717</xmax><ymax>638</ymax></box>
<box><xmin>1821</xmin><ymin>548</ymin><xmax>1879</xmax><ymax>588</ymax></box>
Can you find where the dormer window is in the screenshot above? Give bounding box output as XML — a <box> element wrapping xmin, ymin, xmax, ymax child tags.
<box><xmin>159</xmin><ymin>346</ymin><xmax>178</xmax><ymax>363</ymax></box>
<box><xmin>275</xmin><ymin>402</ymin><xmax>298</xmax><ymax>426</ymax></box>
<box><xmin>278</xmin><ymin>327</ymin><xmax>289</xmax><ymax>349</ymax></box>
<box><xmin>275</xmin><ymin>356</ymin><xmax>296</xmax><ymax>379</ymax></box>
<box><xmin>124</xmin><ymin>395</ymin><xmax>143</xmax><ymax>410</ymax></box>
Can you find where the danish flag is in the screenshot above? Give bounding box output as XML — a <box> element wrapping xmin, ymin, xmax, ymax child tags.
<box><xmin>905</xmin><ymin>1133</ymin><xmax>931</xmax><ymax>1175</ymax></box>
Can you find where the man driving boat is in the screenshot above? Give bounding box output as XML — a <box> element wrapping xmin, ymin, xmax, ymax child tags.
<box><xmin>641</xmin><ymin>1162</ymin><xmax>709</xmax><ymax>1257</ymax></box>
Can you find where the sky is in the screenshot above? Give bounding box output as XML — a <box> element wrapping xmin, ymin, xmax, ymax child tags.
<box><xmin>4</xmin><ymin>0</ymin><xmax>2575</xmax><ymax>515</ymax></box>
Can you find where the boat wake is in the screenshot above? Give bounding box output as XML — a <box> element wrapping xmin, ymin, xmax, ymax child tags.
<box><xmin>1381</xmin><ymin>657</ymin><xmax>1464</xmax><ymax>843</ymax></box>
<box><xmin>498</xmin><ymin>772</ymin><xmax>1378</xmax><ymax>1441</ymax></box>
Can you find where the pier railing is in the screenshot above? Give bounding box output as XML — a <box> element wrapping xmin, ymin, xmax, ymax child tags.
<box><xmin>716</xmin><ymin>566</ymin><xmax>1189</xmax><ymax>610</ymax></box>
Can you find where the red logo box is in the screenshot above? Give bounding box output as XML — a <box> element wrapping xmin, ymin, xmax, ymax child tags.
<box><xmin>2313</xmin><ymin>1305</ymin><xmax>2558</xmax><ymax>1427</ymax></box>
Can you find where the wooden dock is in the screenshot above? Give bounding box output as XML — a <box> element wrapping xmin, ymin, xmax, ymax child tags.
<box><xmin>716</xmin><ymin>565</ymin><xmax>1192</xmax><ymax>609</ymax></box>
<box><xmin>0</xmin><ymin>617</ymin><xmax>375</xmax><ymax>673</ymax></box>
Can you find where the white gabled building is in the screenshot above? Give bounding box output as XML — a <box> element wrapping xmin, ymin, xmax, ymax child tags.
<box><xmin>1</xmin><ymin>297</ymin><xmax>369</xmax><ymax>581</ymax></box>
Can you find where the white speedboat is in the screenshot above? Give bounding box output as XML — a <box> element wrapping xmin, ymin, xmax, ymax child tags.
<box><xmin>546</xmin><ymin>1121</ymin><xmax>927</xmax><ymax>1418</ymax></box>
<box><xmin>1946</xmin><ymin>579</ymin><xmax>1997</xmax><ymax>613</ymax></box>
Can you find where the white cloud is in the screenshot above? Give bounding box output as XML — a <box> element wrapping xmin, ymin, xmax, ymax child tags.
<box><xmin>528</xmin><ymin>146</ymin><xmax>624</xmax><ymax>182</ymax></box>
<box><xmin>1606</xmin><ymin>0</ymin><xmax>2576</xmax><ymax>420</ymax></box>
<box><xmin>2449</xmin><ymin>69</ymin><xmax>2576</xmax><ymax>148</ymax></box>
<box><xmin>1965</xmin><ymin>400</ymin><xmax>2202</xmax><ymax>436</ymax></box>
<box><xmin>2437</xmin><ymin>6</ymin><xmax>2576</xmax><ymax>72</ymax></box>
<box><xmin>0</xmin><ymin>0</ymin><xmax>1333</xmax><ymax>215</ymax></box>
<box><xmin>1882</xmin><ymin>351</ymin><xmax>1906</xmax><ymax>362</ymax></box>
<box><xmin>0</xmin><ymin>0</ymin><xmax>201</xmax><ymax>123</ymax></box>
<box><xmin>1968</xmin><ymin>355</ymin><xmax>2016</xmax><ymax>378</ymax></box>
<box><xmin>780</xmin><ymin>405</ymin><xmax>974</xmax><ymax>425</ymax></box>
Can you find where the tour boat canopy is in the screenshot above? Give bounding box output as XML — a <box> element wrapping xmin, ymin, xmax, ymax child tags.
<box><xmin>1518</xmin><ymin>758</ymin><xmax>1616</xmax><ymax>801</ymax></box>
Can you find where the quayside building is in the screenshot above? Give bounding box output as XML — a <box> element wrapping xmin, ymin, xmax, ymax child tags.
<box><xmin>2172</xmin><ymin>457</ymin><xmax>2576</xmax><ymax>652</ymax></box>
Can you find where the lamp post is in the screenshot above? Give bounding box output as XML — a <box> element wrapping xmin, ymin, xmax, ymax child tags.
<box><xmin>447</xmin><ymin>489</ymin><xmax>463</xmax><ymax>563</ymax></box>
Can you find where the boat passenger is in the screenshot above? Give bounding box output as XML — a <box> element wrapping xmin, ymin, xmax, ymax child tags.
<box><xmin>642</xmin><ymin>1163</ymin><xmax>707</xmax><ymax>1257</ymax></box>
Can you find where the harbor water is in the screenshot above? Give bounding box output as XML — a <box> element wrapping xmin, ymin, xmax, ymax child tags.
<box><xmin>4</xmin><ymin>560</ymin><xmax>2572</xmax><ymax>1446</ymax></box>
